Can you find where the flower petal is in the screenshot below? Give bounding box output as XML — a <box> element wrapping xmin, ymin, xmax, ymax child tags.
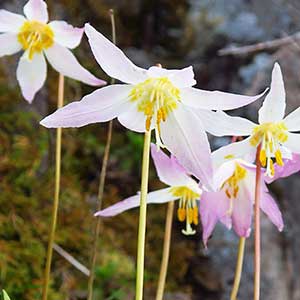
<box><xmin>150</xmin><ymin>144</ymin><xmax>194</xmax><ymax>187</ymax></box>
<box><xmin>147</xmin><ymin>66</ymin><xmax>196</xmax><ymax>88</ymax></box>
<box><xmin>160</xmin><ymin>104</ymin><xmax>213</xmax><ymax>190</ymax></box>
<box><xmin>49</xmin><ymin>21</ymin><xmax>84</xmax><ymax>49</ymax></box>
<box><xmin>95</xmin><ymin>188</ymin><xmax>177</xmax><ymax>217</ymax></box>
<box><xmin>213</xmin><ymin>160</ymin><xmax>236</xmax><ymax>190</ymax></box>
<box><xmin>85</xmin><ymin>23</ymin><xmax>148</xmax><ymax>84</ymax></box>
<box><xmin>180</xmin><ymin>87</ymin><xmax>266</xmax><ymax>110</ymax></box>
<box><xmin>40</xmin><ymin>84</ymin><xmax>132</xmax><ymax>128</ymax></box>
<box><xmin>232</xmin><ymin>184</ymin><xmax>252</xmax><ymax>237</ymax></box>
<box><xmin>23</xmin><ymin>0</ymin><xmax>48</xmax><ymax>23</ymax></box>
<box><xmin>45</xmin><ymin>43</ymin><xmax>105</xmax><ymax>86</ymax></box>
<box><xmin>199</xmin><ymin>110</ymin><xmax>255</xmax><ymax>137</ymax></box>
<box><xmin>0</xmin><ymin>33</ymin><xmax>21</xmax><ymax>57</ymax></box>
<box><xmin>212</xmin><ymin>137</ymin><xmax>255</xmax><ymax>169</ymax></box>
<box><xmin>117</xmin><ymin>102</ymin><xmax>147</xmax><ymax>133</ymax></box>
<box><xmin>200</xmin><ymin>190</ymin><xmax>230</xmax><ymax>246</ymax></box>
<box><xmin>285</xmin><ymin>132</ymin><xmax>300</xmax><ymax>154</ymax></box>
<box><xmin>16</xmin><ymin>52</ymin><xmax>47</xmax><ymax>103</ymax></box>
<box><xmin>260</xmin><ymin>191</ymin><xmax>283</xmax><ymax>231</ymax></box>
<box><xmin>265</xmin><ymin>153</ymin><xmax>300</xmax><ymax>183</ymax></box>
<box><xmin>258</xmin><ymin>62</ymin><xmax>286</xmax><ymax>124</ymax></box>
<box><xmin>0</xmin><ymin>9</ymin><xmax>26</xmax><ymax>33</ymax></box>
<box><xmin>283</xmin><ymin>107</ymin><xmax>300</xmax><ymax>132</ymax></box>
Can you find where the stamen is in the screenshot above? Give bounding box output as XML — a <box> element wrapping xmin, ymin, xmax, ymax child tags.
<box><xmin>275</xmin><ymin>149</ymin><xmax>283</xmax><ymax>166</ymax></box>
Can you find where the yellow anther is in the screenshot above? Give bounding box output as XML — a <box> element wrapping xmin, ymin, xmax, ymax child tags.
<box><xmin>225</xmin><ymin>189</ymin><xmax>231</xmax><ymax>199</ymax></box>
<box><xmin>129</xmin><ymin>77</ymin><xmax>180</xmax><ymax>132</ymax></box>
<box><xmin>193</xmin><ymin>206</ymin><xmax>198</xmax><ymax>225</ymax></box>
<box><xmin>269</xmin><ymin>159</ymin><xmax>275</xmax><ymax>177</ymax></box>
<box><xmin>233</xmin><ymin>186</ymin><xmax>239</xmax><ymax>198</ymax></box>
<box><xmin>145</xmin><ymin>116</ymin><xmax>152</xmax><ymax>131</ymax></box>
<box><xmin>177</xmin><ymin>208</ymin><xmax>186</xmax><ymax>222</ymax></box>
<box><xmin>275</xmin><ymin>149</ymin><xmax>284</xmax><ymax>166</ymax></box>
<box><xmin>18</xmin><ymin>21</ymin><xmax>54</xmax><ymax>60</ymax></box>
<box><xmin>260</xmin><ymin>149</ymin><xmax>267</xmax><ymax>167</ymax></box>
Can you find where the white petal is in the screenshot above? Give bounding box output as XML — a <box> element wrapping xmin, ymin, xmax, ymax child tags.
<box><xmin>212</xmin><ymin>138</ymin><xmax>255</xmax><ymax>169</ymax></box>
<box><xmin>23</xmin><ymin>0</ymin><xmax>48</xmax><ymax>23</ymax></box>
<box><xmin>284</xmin><ymin>132</ymin><xmax>300</xmax><ymax>154</ymax></box>
<box><xmin>45</xmin><ymin>43</ymin><xmax>105</xmax><ymax>86</ymax></box>
<box><xmin>198</xmin><ymin>110</ymin><xmax>255</xmax><ymax>137</ymax></box>
<box><xmin>0</xmin><ymin>9</ymin><xmax>26</xmax><ymax>33</ymax></box>
<box><xmin>16</xmin><ymin>52</ymin><xmax>47</xmax><ymax>103</ymax></box>
<box><xmin>150</xmin><ymin>144</ymin><xmax>195</xmax><ymax>187</ymax></box>
<box><xmin>117</xmin><ymin>101</ymin><xmax>147</xmax><ymax>133</ymax></box>
<box><xmin>258</xmin><ymin>63</ymin><xmax>286</xmax><ymax>124</ymax></box>
<box><xmin>95</xmin><ymin>188</ymin><xmax>177</xmax><ymax>217</ymax></box>
<box><xmin>49</xmin><ymin>21</ymin><xmax>83</xmax><ymax>49</ymax></box>
<box><xmin>40</xmin><ymin>85</ymin><xmax>132</xmax><ymax>128</ymax></box>
<box><xmin>147</xmin><ymin>66</ymin><xmax>196</xmax><ymax>88</ymax></box>
<box><xmin>85</xmin><ymin>23</ymin><xmax>148</xmax><ymax>84</ymax></box>
<box><xmin>180</xmin><ymin>87</ymin><xmax>266</xmax><ymax>110</ymax></box>
<box><xmin>283</xmin><ymin>107</ymin><xmax>300</xmax><ymax>132</ymax></box>
<box><xmin>0</xmin><ymin>33</ymin><xmax>21</xmax><ymax>57</ymax></box>
<box><xmin>160</xmin><ymin>104</ymin><xmax>214</xmax><ymax>190</ymax></box>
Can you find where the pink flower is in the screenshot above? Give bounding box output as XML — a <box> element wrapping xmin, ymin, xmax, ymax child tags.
<box><xmin>95</xmin><ymin>144</ymin><xmax>202</xmax><ymax>235</ymax></box>
<box><xmin>200</xmin><ymin>156</ymin><xmax>284</xmax><ymax>246</ymax></box>
<box><xmin>0</xmin><ymin>0</ymin><xmax>105</xmax><ymax>102</ymax></box>
<box><xmin>40</xmin><ymin>23</ymin><xmax>265</xmax><ymax>189</ymax></box>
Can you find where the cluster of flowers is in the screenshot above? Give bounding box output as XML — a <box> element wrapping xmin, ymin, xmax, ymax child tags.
<box><xmin>2</xmin><ymin>0</ymin><xmax>300</xmax><ymax>297</ymax></box>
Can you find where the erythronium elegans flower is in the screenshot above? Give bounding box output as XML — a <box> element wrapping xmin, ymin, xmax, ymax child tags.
<box><xmin>0</xmin><ymin>0</ymin><xmax>105</xmax><ymax>102</ymax></box>
<box><xmin>200</xmin><ymin>62</ymin><xmax>300</xmax><ymax>178</ymax></box>
<box><xmin>95</xmin><ymin>144</ymin><xmax>202</xmax><ymax>235</ymax></box>
<box><xmin>40</xmin><ymin>23</ymin><xmax>265</xmax><ymax>189</ymax></box>
<box><xmin>200</xmin><ymin>155</ymin><xmax>284</xmax><ymax>245</ymax></box>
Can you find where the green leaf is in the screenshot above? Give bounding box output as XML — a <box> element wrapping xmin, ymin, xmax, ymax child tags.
<box><xmin>2</xmin><ymin>290</ymin><xmax>11</xmax><ymax>300</ymax></box>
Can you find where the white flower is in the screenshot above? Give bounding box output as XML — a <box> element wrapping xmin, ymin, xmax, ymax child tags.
<box><xmin>0</xmin><ymin>0</ymin><xmax>105</xmax><ymax>102</ymax></box>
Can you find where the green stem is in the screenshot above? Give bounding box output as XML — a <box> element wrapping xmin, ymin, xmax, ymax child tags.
<box><xmin>155</xmin><ymin>201</ymin><xmax>174</xmax><ymax>300</ymax></box>
<box><xmin>135</xmin><ymin>129</ymin><xmax>152</xmax><ymax>300</ymax></box>
<box><xmin>230</xmin><ymin>237</ymin><xmax>246</xmax><ymax>300</ymax></box>
<box><xmin>87</xmin><ymin>10</ymin><xmax>116</xmax><ymax>300</ymax></box>
<box><xmin>42</xmin><ymin>73</ymin><xmax>64</xmax><ymax>300</ymax></box>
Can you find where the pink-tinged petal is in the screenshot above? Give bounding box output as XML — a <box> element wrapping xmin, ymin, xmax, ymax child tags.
<box><xmin>49</xmin><ymin>21</ymin><xmax>84</xmax><ymax>49</ymax></box>
<box><xmin>16</xmin><ymin>52</ymin><xmax>47</xmax><ymax>103</ymax></box>
<box><xmin>283</xmin><ymin>107</ymin><xmax>300</xmax><ymax>132</ymax></box>
<box><xmin>95</xmin><ymin>188</ymin><xmax>176</xmax><ymax>217</ymax></box>
<box><xmin>85</xmin><ymin>23</ymin><xmax>148</xmax><ymax>84</ymax></box>
<box><xmin>160</xmin><ymin>104</ymin><xmax>214</xmax><ymax>190</ymax></box>
<box><xmin>180</xmin><ymin>87</ymin><xmax>267</xmax><ymax>110</ymax></box>
<box><xmin>259</xmin><ymin>63</ymin><xmax>286</xmax><ymax>124</ymax></box>
<box><xmin>151</xmin><ymin>144</ymin><xmax>194</xmax><ymax>187</ymax></box>
<box><xmin>44</xmin><ymin>43</ymin><xmax>105</xmax><ymax>86</ymax></box>
<box><xmin>232</xmin><ymin>184</ymin><xmax>252</xmax><ymax>237</ymax></box>
<box><xmin>285</xmin><ymin>132</ymin><xmax>300</xmax><ymax>154</ymax></box>
<box><xmin>265</xmin><ymin>153</ymin><xmax>300</xmax><ymax>183</ymax></box>
<box><xmin>260</xmin><ymin>191</ymin><xmax>283</xmax><ymax>232</ymax></box>
<box><xmin>40</xmin><ymin>84</ymin><xmax>132</xmax><ymax>128</ymax></box>
<box><xmin>200</xmin><ymin>190</ymin><xmax>230</xmax><ymax>246</ymax></box>
<box><xmin>212</xmin><ymin>138</ymin><xmax>255</xmax><ymax>169</ymax></box>
<box><xmin>0</xmin><ymin>33</ymin><xmax>21</xmax><ymax>57</ymax></box>
<box><xmin>117</xmin><ymin>102</ymin><xmax>147</xmax><ymax>133</ymax></box>
<box><xmin>0</xmin><ymin>10</ymin><xmax>26</xmax><ymax>33</ymax></box>
<box><xmin>198</xmin><ymin>109</ymin><xmax>255</xmax><ymax>137</ymax></box>
<box><xmin>147</xmin><ymin>66</ymin><xmax>196</xmax><ymax>88</ymax></box>
<box><xmin>23</xmin><ymin>0</ymin><xmax>48</xmax><ymax>23</ymax></box>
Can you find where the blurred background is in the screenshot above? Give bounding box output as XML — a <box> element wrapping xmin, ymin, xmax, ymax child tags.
<box><xmin>1</xmin><ymin>0</ymin><xmax>300</xmax><ymax>299</ymax></box>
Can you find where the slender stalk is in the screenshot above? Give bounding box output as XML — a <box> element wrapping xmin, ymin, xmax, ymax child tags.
<box><xmin>230</xmin><ymin>237</ymin><xmax>246</xmax><ymax>300</ymax></box>
<box><xmin>135</xmin><ymin>129</ymin><xmax>152</xmax><ymax>300</ymax></box>
<box><xmin>42</xmin><ymin>73</ymin><xmax>64</xmax><ymax>300</ymax></box>
<box><xmin>155</xmin><ymin>201</ymin><xmax>174</xmax><ymax>300</ymax></box>
<box><xmin>87</xmin><ymin>9</ymin><xmax>116</xmax><ymax>300</ymax></box>
<box><xmin>254</xmin><ymin>144</ymin><xmax>262</xmax><ymax>300</ymax></box>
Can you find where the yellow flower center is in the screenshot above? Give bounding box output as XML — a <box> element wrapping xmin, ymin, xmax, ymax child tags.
<box><xmin>171</xmin><ymin>186</ymin><xmax>200</xmax><ymax>235</ymax></box>
<box><xmin>129</xmin><ymin>77</ymin><xmax>180</xmax><ymax>143</ymax></box>
<box><xmin>249</xmin><ymin>122</ymin><xmax>288</xmax><ymax>177</ymax></box>
<box><xmin>222</xmin><ymin>163</ymin><xmax>247</xmax><ymax>215</ymax></box>
<box><xmin>18</xmin><ymin>20</ymin><xmax>54</xmax><ymax>60</ymax></box>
